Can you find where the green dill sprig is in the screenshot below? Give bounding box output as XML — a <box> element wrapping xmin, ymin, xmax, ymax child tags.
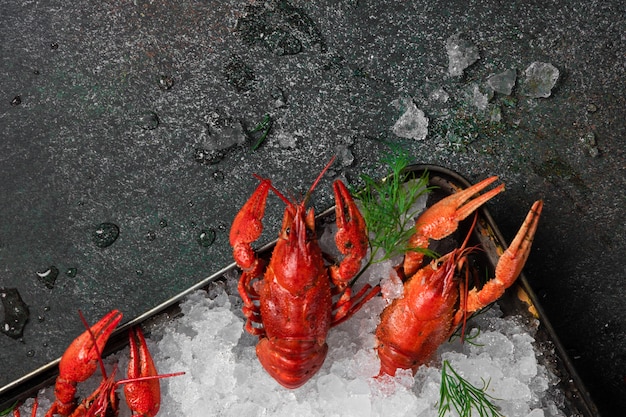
<box><xmin>356</xmin><ymin>147</ymin><xmax>435</xmax><ymax>265</ymax></box>
<box><xmin>0</xmin><ymin>401</ymin><xmax>18</xmax><ymax>416</ymax></box>
<box><xmin>249</xmin><ymin>114</ymin><xmax>272</xmax><ymax>151</ymax></box>
<box><xmin>438</xmin><ymin>360</ymin><xmax>503</xmax><ymax>417</ymax></box>
<box><xmin>449</xmin><ymin>326</ymin><xmax>483</xmax><ymax>346</ymax></box>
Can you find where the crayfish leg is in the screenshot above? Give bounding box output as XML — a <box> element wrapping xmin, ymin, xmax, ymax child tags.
<box><xmin>331</xmin><ymin>284</ymin><xmax>381</xmax><ymax>327</ymax></box>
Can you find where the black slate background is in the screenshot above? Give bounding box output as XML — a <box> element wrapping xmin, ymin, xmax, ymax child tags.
<box><xmin>1</xmin><ymin>1</ymin><xmax>624</xmax><ymax>415</ymax></box>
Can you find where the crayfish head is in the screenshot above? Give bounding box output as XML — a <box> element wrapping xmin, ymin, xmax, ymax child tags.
<box><xmin>272</xmin><ymin>204</ymin><xmax>323</xmax><ymax>293</ymax></box>
<box><xmin>405</xmin><ymin>250</ymin><xmax>465</xmax><ymax>321</ymax></box>
<box><xmin>427</xmin><ymin>252</ymin><xmax>459</xmax><ymax>295</ymax></box>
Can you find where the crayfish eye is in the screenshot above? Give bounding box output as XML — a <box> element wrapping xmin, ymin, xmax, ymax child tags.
<box><xmin>436</xmin><ymin>259</ymin><xmax>444</xmax><ymax>268</ymax></box>
<box><xmin>284</xmin><ymin>227</ymin><xmax>290</xmax><ymax>236</ymax></box>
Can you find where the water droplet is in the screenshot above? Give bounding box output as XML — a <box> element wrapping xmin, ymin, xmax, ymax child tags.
<box><xmin>11</xmin><ymin>96</ymin><xmax>21</xmax><ymax>106</ymax></box>
<box><xmin>44</xmin><ymin>306</ymin><xmax>50</xmax><ymax>312</ymax></box>
<box><xmin>197</xmin><ymin>229</ymin><xmax>216</xmax><ymax>247</ymax></box>
<box><xmin>42</xmin><ymin>342</ymin><xmax>48</xmax><ymax>347</ymax></box>
<box><xmin>0</xmin><ymin>288</ymin><xmax>30</xmax><ymax>339</ymax></box>
<box><xmin>188</xmin><ymin>201</ymin><xmax>194</xmax><ymax>207</ymax></box>
<box><xmin>194</xmin><ymin>148</ymin><xmax>225</xmax><ymax>165</ymax></box>
<box><xmin>158</xmin><ymin>75</ymin><xmax>175</xmax><ymax>90</ymax></box>
<box><xmin>212</xmin><ymin>170</ymin><xmax>225</xmax><ymax>181</ymax></box>
<box><xmin>50</xmin><ymin>42</ymin><xmax>59</xmax><ymax>50</ymax></box>
<box><xmin>36</xmin><ymin>266</ymin><xmax>59</xmax><ymax>289</ymax></box>
<box><xmin>223</xmin><ymin>58</ymin><xmax>255</xmax><ymax>92</ymax></box>
<box><xmin>146</xmin><ymin>230</ymin><xmax>156</xmax><ymax>241</ymax></box>
<box><xmin>27</xmin><ymin>350</ymin><xmax>35</xmax><ymax>357</ymax></box>
<box><xmin>37</xmin><ymin>315</ymin><xmax>45</xmax><ymax>322</ymax></box>
<box><xmin>66</xmin><ymin>267</ymin><xmax>77</xmax><ymax>278</ymax></box>
<box><xmin>137</xmin><ymin>111</ymin><xmax>160</xmax><ymax>130</ymax></box>
<box><xmin>92</xmin><ymin>222</ymin><xmax>120</xmax><ymax>248</ymax></box>
<box><xmin>136</xmin><ymin>269</ymin><xmax>144</xmax><ymax>276</ymax></box>
<box><xmin>159</xmin><ymin>219</ymin><xmax>168</xmax><ymax>228</ymax></box>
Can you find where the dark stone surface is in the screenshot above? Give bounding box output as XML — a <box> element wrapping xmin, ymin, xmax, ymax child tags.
<box><xmin>0</xmin><ymin>0</ymin><xmax>623</xmax><ymax>414</ymax></box>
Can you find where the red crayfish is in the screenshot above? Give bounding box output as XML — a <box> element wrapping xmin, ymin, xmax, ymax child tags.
<box><xmin>14</xmin><ymin>310</ymin><xmax>183</xmax><ymax>417</ymax></box>
<box><xmin>230</xmin><ymin>158</ymin><xmax>379</xmax><ymax>388</ymax></box>
<box><xmin>375</xmin><ymin>176</ymin><xmax>543</xmax><ymax>376</ymax></box>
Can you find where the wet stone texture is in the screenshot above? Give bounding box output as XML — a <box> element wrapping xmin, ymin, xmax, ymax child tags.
<box><xmin>0</xmin><ymin>0</ymin><xmax>624</xmax><ymax>415</ymax></box>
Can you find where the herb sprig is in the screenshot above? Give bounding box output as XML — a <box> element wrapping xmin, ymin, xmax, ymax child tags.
<box><xmin>438</xmin><ymin>360</ymin><xmax>503</xmax><ymax>417</ymax></box>
<box><xmin>356</xmin><ymin>147</ymin><xmax>435</xmax><ymax>265</ymax></box>
<box><xmin>0</xmin><ymin>401</ymin><xmax>18</xmax><ymax>416</ymax></box>
<box><xmin>249</xmin><ymin>114</ymin><xmax>272</xmax><ymax>151</ymax></box>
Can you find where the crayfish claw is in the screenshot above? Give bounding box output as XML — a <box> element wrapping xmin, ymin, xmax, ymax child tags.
<box><xmin>49</xmin><ymin>310</ymin><xmax>122</xmax><ymax>416</ymax></box>
<box><xmin>230</xmin><ymin>179</ymin><xmax>272</xmax><ymax>270</ymax></box>
<box><xmin>58</xmin><ymin>309</ymin><xmax>123</xmax><ymax>383</ymax></box>
<box><xmin>330</xmin><ymin>179</ymin><xmax>368</xmax><ymax>287</ymax></box>
<box><xmin>404</xmin><ymin>176</ymin><xmax>504</xmax><ymax>276</ymax></box>
<box><xmin>125</xmin><ymin>327</ymin><xmax>161</xmax><ymax>417</ymax></box>
<box><xmin>465</xmin><ymin>200</ymin><xmax>543</xmax><ymax>312</ymax></box>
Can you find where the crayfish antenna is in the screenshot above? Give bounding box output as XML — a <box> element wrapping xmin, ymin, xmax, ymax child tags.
<box><xmin>78</xmin><ymin>309</ymin><xmax>110</xmax><ymax>381</ymax></box>
<box><xmin>304</xmin><ymin>156</ymin><xmax>336</xmax><ymax>203</ymax></box>
<box><xmin>456</xmin><ymin>213</ymin><xmax>479</xmax><ymax>343</ymax></box>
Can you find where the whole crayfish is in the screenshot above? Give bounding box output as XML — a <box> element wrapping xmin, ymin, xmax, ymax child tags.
<box><xmin>230</xmin><ymin>158</ymin><xmax>379</xmax><ymax>388</ymax></box>
<box><xmin>375</xmin><ymin>176</ymin><xmax>543</xmax><ymax>376</ymax></box>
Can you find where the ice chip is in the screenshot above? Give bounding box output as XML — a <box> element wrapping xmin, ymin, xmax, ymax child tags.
<box><xmin>347</xmin><ymin>377</ymin><xmax>371</xmax><ymax>396</ymax></box>
<box><xmin>353</xmin><ymin>349</ymin><xmax>381</xmax><ymax>378</ymax></box>
<box><xmin>446</xmin><ymin>33</ymin><xmax>480</xmax><ymax>76</ymax></box>
<box><xmin>380</xmin><ymin>268</ymin><xmax>404</xmax><ymax>302</ymax></box>
<box><xmin>391</xmin><ymin>98</ymin><xmax>429</xmax><ymax>140</ymax></box>
<box><xmin>488</xmin><ymin>68</ymin><xmax>517</xmax><ymax>95</ymax></box>
<box><xmin>471</xmin><ymin>330</ymin><xmax>514</xmax><ymax>358</ymax></box>
<box><xmin>526</xmin><ymin>409</ymin><xmax>545</xmax><ymax>417</ymax></box>
<box><xmin>317</xmin><ymin>373</ymin><xmax>348</xmax><ymax>401</ymax></box>
<box><xmin>521</xmin><ymin>62</ymin><xmax>559</xmax><ymax>98</ymax></box>
<box><xmin>472</xmin><ymin>84</ymin><xmax>489</xmax><ymax>111</ymax></box>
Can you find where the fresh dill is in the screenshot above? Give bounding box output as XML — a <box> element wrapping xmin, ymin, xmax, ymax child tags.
<box><xmin>356</xmin><ymin>146</ymin><xmax>434</xmax><ymax>265</ymax></box>
<box><xmin>449</xmin><ymin>326</ymin><xmax>483</xmax><ymax>346</ymax></box>
<box><xmin>438</xmin><ymin>360</ymin><xmax>503</xmax><ymax>417</ymax></box>
<box><xmin>0</xmin><ymin>401</ymin><xmax>18</xmax><ymax>416</ymax></box>
<box><xmin>249</xmin><ymin>114</ymin><xmax>272</xmax><ymax>151</ymax></box>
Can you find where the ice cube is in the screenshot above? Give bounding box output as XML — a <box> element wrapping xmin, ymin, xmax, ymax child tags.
<box><xmin>521</xmin><ymin>62</ymin><xmax>559</xmax><ymax>98</ymax></box>
<box><xmin>488</xmin><ymin>68</ymin><xmax>517</xmax><ymax>95</ymax></box>
<box><xmin>446</xmin><ymin>33</ymin><xmax>480</xmax><ymax>77</ymax></box>
<box><xmin>391</xmin><ymin>98</ymin><xmax>429</xmax><ymax>140</ymax></box>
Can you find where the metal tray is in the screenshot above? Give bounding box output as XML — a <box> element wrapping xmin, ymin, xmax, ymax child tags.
<box><xmin>0</xmin><ymin>164</ymin><xmax>599</xmax><ymax>416</ymax></box>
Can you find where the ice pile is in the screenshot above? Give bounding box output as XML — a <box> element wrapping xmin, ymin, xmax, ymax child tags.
<box><xmin>148</xmin><ymin>281</ymin><xmax>563</xmax><ymax>417</ymax></box>
<box><xmin>19</xmin><ymin>278</ymin><xmax>564</xmax><ymax>417</ymax></box>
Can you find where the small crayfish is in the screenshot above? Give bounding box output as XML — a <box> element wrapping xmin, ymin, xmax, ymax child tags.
<box><xmin>375</xmin><ymin>176</ymin><xmax>543</xmax><ymax>376</ymax></box>
<box><xmin>230</xmin><ymin>158</ymin><xmax>379</xmax><ymax>388</ymax></box>
<box><xmin>14</xmin><ymin>310</ymin><xmax>183</xmax><ymax>417</ymax></box>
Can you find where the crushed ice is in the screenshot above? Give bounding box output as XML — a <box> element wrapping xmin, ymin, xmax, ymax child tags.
<box><xmin>135</xmin><ymin>284</ymin><xmax>563</xmax><ymax>417</ymax></box>
<box><xmin>20</xmin><ymin>252</ymin><xmax>565</xmax><ymax>415</ymax></box>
